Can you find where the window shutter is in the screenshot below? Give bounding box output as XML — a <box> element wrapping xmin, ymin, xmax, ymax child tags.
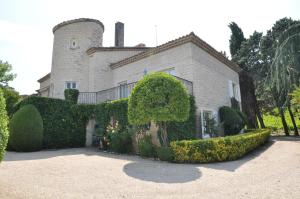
<box><xmin>237</xmin><ymin>84</ymin><xmax>241</xmax><ymax>101</ymax></box>
<box><xmin>228</xmin><ymin>80</ymin><xmax>233</xmax><ymax>97</ymax></box>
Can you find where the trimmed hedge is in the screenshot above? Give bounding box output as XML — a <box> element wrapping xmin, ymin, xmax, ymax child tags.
<box><xmin>0</xmin><ymin>89</ymin><xmax>9</xmax><ymax>162</ymax></box>
<box><xmin>170</xmin><ymin>129</ymin><xmax>271</xmax><ymax>163</ymax></box>
<box><xmin>64</xmin><ymin>89</ymin><xmax>79</xmax><ymax>104</ymax></box>
<box><xmin>9</xmin><ymin>105</ymin><xmax>43</xmax><ymax>152</ymax></box>
<box><xmin>14</xmin><ymin>96</ymin><xmax>88</xmax><ymax>149</ymax></box>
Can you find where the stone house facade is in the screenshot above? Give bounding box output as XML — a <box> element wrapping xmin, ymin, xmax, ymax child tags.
<box><xmin>37</xmin><ymin>18</ymin><xmax>241</xmax><ymax>138</ymax></box>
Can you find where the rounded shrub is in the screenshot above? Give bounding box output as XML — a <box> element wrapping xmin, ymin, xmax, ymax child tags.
<box><xmin>219</xmin><ymin>106</ymin><xmax>245</xmax><ymax>135</ymax></box>
<box><xmin>109</xmin><ymin>130</ymin><xmax>133</xmax><ymax>154</ymax></box>
<box><xmin>128</xmin><ymin>72</ymin><xmax>190</xmax><ymax>146</ymax></box>
<box><xmin>10</xmin><ymin>104</ymin><xmax>43</xmax><ymax>152</ymax></box>
<box><xmin>156</xmin><ymin>146</ymin><xmax>174</xmax><ymax>162</ymax></box>
<box><xmin>64</xmin><ymin>89</ymin><xmax>79</xmax><ymax>104</ymax></box>
<box><xmin>138</xmin><ymin>135</ymin><xmax>157</xmax><ymax>157</ymax></box>
<box><xmin>0</xmin><ymin>89</ymin><xmax>9</xmax><ymax>162</ymax></box>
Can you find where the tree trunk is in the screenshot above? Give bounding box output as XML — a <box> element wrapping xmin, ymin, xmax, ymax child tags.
<box><xmin>256</xmin><ymin>102</ymin><xmax>266</xmax><ymax>128</ymax></box>
<box><xmin>279</xmin><ymin>108</ymin><xmax>290</xmax><ymax>136</ymax></box>
<box><xmin>288</xmin><ymin>105</ymin><xmax>299</xmax><ymax>136</ymax></box>
<box><xmin>239</xmin><ymin>71</ymin><xmax>259</xmax><ymax>128</ymax></box>
<box><xmin>149</xmin><ymin>121</ymin><xmax>161</xmax><ymax>146</ymax></box>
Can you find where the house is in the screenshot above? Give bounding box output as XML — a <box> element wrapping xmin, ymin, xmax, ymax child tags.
<box><xmin>37</xmin><ymin>18</ymin><xmax>241</xmax><ymax>138</ymax></box>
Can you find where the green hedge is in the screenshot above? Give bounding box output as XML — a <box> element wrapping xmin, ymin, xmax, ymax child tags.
<box><xmin>64</xmin><ymin>89</ymin><xmax>79</xmax><ymax>104</ymax></box>
<box><xmin>170</xmin><ymin>129</ymin><xmax>271</xmax><ymax>163</ymax></box>
<box><xmin>0</xmin><ymin>89</ymin><xmax>9</xmax><ymax>162</ymax></box>
<box><xmin>219</xmin><ymin>106</ymin><xmax>246</xmax><ymax>135</ymax></box>
<box><xmin>167</xmin><ymin>95</ymin><xmax>196</xmax><ymax>141</ymax></box>
<box><xmin>14</xmin><ymin>96</ymin><xmax>88</xmax><ymax>149</ymax></box>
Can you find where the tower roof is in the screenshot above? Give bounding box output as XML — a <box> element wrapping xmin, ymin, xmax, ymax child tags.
<box><xmin>52</xmin><ymin>18</ymin><xmax>105</xmax><ymax>33</ymax></box>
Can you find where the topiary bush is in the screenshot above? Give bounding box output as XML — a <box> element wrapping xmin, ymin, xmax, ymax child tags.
<box><xmin>138</xmin><ymin>135</ymin><xmax>157</xmax><ymax>157</ymax></box>
<box><xmin>9</xmin><ymin>104</ymin><xmax>43</xmax><ymax>152</ymax></box>
<box><xmin>64</xmin><ymin>89</ymin><xmax>79</xmax><ymax>104</ymax></box>
<box><xmin>128</xmin><ymin>72</ymin><xmax>190</xmax><ymax>146</ymax></box>
<box><xmin>109</xmin><ymin>128</ymin><xmax>133</xmax><ymax>154</ymax></box>
<box><xmin>0</xmin><ymin>89</ymin><xmax>9</xmax><ymax>162</ymax></box>
<box><xmin>171</xmin><ymin>129</ymin><xmax>271</xmax><ymax>163</ymax></box>
<box><xmin>219</xmin><ymin>106</ymin><xmax>245</xmax><ymax>135</ymax></box>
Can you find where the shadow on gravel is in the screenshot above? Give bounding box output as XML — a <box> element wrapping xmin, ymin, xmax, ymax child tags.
<box><xmin>123</xmin><ymin>161</ymin><xmax>201</xmax><ymax>183</ymax></box>
<box><xmin>200</xmin><ymin>140</ymin><xmax>275</xmax><ymax>172</ymax></box>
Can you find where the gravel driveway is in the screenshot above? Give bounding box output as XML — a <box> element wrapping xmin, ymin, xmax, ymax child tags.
<box><xmin>0</xmin><ymin>137</ymin><xmax>299</xmax><ymax>199</ymax></box>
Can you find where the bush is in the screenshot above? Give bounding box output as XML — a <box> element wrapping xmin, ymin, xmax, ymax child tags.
<box><xmin>2</xmin><ymin>88</ymin><xmax>20</xmax><ymax>118</ymax></box>
<box><xmin>13</xmin><ymin>96</ymin><xmax>88</xmax><ymax>149</ymax></box>
<box><xmin>64</xmin><ymin>89</ymin><xmax>79</xmax><ymax>104</ymax></box>
<box><xmin>167</xmin><ymin>95</ymin><xmax>197</xmax><ymax>141</ymax></box>
<box><xmin>109</xmin><ymin>128</ymin><xmax>133</xmax><ymax>154</ymax></box>
<box><xmin>170</xmin><ymin>129</ymin><xmax>271</xmax><ymax>163</ymax></box>
<box><xmin>156</xmin><ymin>146</ymin><xmax>174</xmax><ymax>161</ymax></box>
<box><xmin>0</xmin><ymin>89</ymin><xmax>9</xmax><ymax>162</ymax></box>
<box><xmin>219</xmin><ymin>106</ymin><xmax>245</xmax><ymax>135</ymax></box>
<box><xmin>138</xmin><ymin>135</ymin><xmax>157</xmax><ymax>157</ymax></box>
<box><xmin>129</xmin><ymin>72</ymin><xmax>190</xmax><ymax>146</ymax></box>
<box><xmin>9</xmin><ymin>104</ymin><xmax>43</xmax><ymax>152</ymax></box>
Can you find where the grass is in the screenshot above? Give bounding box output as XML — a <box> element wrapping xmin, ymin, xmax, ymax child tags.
<box><xmin>262</xmin><ymin>110</ymin><xmax>300</xmax><ymax>135</ymax></box>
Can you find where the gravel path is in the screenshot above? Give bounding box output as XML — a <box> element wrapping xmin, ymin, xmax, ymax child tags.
<box><xmin>0</xmin><ymin>137</ymin><xmax>299</xmax><ymax>199</ymax></box>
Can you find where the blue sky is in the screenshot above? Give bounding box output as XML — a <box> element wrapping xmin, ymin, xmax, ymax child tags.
<box><xmin>0</xmin><ymin>0</ymin><xmax>299</xmax><ymax>94</ymax></box>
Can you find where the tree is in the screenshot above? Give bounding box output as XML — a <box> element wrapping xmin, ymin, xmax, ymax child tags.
<box><xmin>229</xmin><ymin>22</ymin><xmax>263</xmax><ymax>128</ymax></box>
<box><xmin>0</xmin><ymin>89</ymin><xmax>9</xmax><ymax>162</ymax></box>
<box><xmin>2</xmin><ymin>87</ymin><xmax>20</xmax><ymax>117</ymax></box>
<box><xmin>0</xmin><ymin>60</ymin><xmax>16</xmax><ymax>87</ymax></box>
<box><xmin>128</xmin><ymin>73</ymin><xmax>190</xmax><ymax>146</ymax></box>
<box><xmin>229</xmin><ymin>22</ymin><xmax>246</xmax><ymax>57</ymax></box>
<box><xmin>261</xmin><ymin>18</ymin><xmax>300</xmax><ymax>135</ymax></box>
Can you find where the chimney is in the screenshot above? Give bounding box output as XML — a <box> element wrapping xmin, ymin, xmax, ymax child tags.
<box><xmin>115</xmin><ymin>22</ymin><xmax>124</xmax><ymax>47</ymax></box>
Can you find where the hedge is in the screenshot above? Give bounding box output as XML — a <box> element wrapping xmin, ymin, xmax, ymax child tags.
<box><xmin>0</xmin><ymin>89</ymin><xmax>9</xmax><ymax>162</ymax></box>
<box><xmin>14</xmin><ymin>96</ymin><xmax>88</xmax><ymax>149</ymax></box>
<box><xmin>64</xmin><ymin>89</ymin><xmax>79</xmax><ymax>104</ymax></box>
<box><xmin>219</xmin><ymin>106</ymin><xmax>246</xmax><ymax>135</ymax></box>
<box><xmin>170</xmin><ymin>129</ymin><xmax>271</xmax><ymax>163</ymax></box>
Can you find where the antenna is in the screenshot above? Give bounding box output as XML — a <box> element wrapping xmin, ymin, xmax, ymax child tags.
<box><xmin>155</xmin><ymin>25</ymin><xmax>158</xmax><ymax>46</ymax></box>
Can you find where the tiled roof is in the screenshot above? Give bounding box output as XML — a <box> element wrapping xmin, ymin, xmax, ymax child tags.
<box><xmin>37</xmin><ymin>73</ymin><xmax>51</xmax><ymax>83</ymax></box>
<box><xmin>87</xmin><ymin>46</ymin><xmax>152</xmax><ymax>55</ymax></box>
<box><xmin>110</xmin><ymin>32</ymin><xmax>241</xmax><ymax>72</ymax></box>
<box><xmin>53</xmin><ymin>18</ymin><xmax>105</xmax><ymax>33</ymax></box>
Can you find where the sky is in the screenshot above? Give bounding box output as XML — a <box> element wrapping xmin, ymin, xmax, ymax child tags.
<box><xmin>0</xmin><ymin>0</ymin><xmax>299</xmax><ymax>95</ymax></box>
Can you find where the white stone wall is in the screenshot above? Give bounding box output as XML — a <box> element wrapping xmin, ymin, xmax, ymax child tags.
<box><xmin>39</xmin><ymin>77</ymin><xmax>50</xmax><ymax>90</ymax></box>
<box><xmin>112</xmin><ymin>43</ymin><xmax>194</xmax><ymax>85</ymax></box>
<box><xmin>50</xmin><ymin>21</ymin><xmax>104</xmax><ymax>99</ymax></box>
<box><xmin>88</xmin><ymin>50</ymin><xmax>146</xmax><ymax>92</ymax></box>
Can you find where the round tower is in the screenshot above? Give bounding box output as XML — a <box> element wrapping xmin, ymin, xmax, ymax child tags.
<box><xmin>50</xmin><ymin>18</ymin><xmax>104</xmax><ymax>99</ymax></box>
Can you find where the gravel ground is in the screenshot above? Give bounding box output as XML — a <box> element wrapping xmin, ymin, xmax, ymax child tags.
<box><xmin>0</xmin><ymin>137</ymin><xmax>299</xmax><ymax>199</ymax></box>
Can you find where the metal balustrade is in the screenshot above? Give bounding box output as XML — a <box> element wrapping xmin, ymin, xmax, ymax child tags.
<box><xmin>78</xmin><ymin>76</ymin><xmax>193</xmax><ymax>104</ymax></box>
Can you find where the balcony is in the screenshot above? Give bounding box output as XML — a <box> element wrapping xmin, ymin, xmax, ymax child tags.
<box><xmin>78</xmin><ymin>76</ymin><xmax>193</xmax><ymax>104</ymax></box>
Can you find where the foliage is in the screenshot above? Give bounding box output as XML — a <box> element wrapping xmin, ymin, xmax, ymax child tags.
<box><xmin>0</xmin><ymin>60</ymin><xmax>16</xmax><ymax>87</ymax></box>
<box><xmin>228</xmin><ymin>22</ymin><xmax>246</xmax><ymax>57</ymax></box>
<box><xmin>170</xmin><ymin>129</ymin><xmax>271</xmax><ymax>163</ymax></box>
<box><xmin>290</xmin><ymin>87</ymin><xmax>300</xmax><ymax>116</ymax></box>
<box><xmin>9</xmin><ymin>105</ymin><xmax>43</xmax><ymax>152</ymax></box>
<box><xmin>14</xmin><ymin>96</ymin><xmax>88</xmax><ymax>149</ymax></box>
<box><xmin>219</xmin><ymin>106</ymin><xmax>245</xmax><ymax>135</ymax></box>
<box><xmin>2</xmin><ymin>87</ymin><xmax>20</xmax><ymax>118</ymax></box>
<box><xmin>109</xmin><ymin>127</ymin><xmax>134</xmax><ymax>154</ymax></box>
<box><xmin>230</xmin><ymin>97</ymin><xmax>240</xmax><ymax>110</ymax></box>
<box><xmin>128</xmin><ymin>72</ymin><xmax>190</xmax><ymax>146</ymax></box>
<box><xmin>138</xmin><ymin>135</ymin><xmax>157</xmax><ymax>157</ymax></box>
<box><xmin>156</xmin><ymin>146</ymin><xmax>174</xmax><ymax>162</ymax></box>
<box><xmin>263</xmin><ymin>110</ymin><xmax>300</xmax><ymax>130</ymax></box>
<box><xmin>167</xmin><ymin>95</ymin><xmax>196</xmax><ymax>141</ymax></box>
<box><xmin>0</xmin><ymin>89</ymin><xmax>8</xmax><ymax>162</ymax></box>
<box><xmin>64</xmin><ymin>89</ymin><xmax>79</xmax><ymax>104</ymax></box>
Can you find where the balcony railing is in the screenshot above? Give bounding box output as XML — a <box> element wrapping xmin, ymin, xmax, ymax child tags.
<box><xmin>78</xmin><ymin>76</ymin><xmax>193</xmax><ymax>104</ymax></box>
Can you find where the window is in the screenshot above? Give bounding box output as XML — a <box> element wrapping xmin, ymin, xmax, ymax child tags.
<box><xmin>229</xmin><ymin>81</ymin><xmax>240</xmax><ymax>101</ymax></box>
<box><xmin>70</xmin><ymin>38</ymin><xmax>78</xmax><ymax>49</ymax></box>
<box><xmin>119</xmin><ymin>81</ymin><xmax>128</xmax><ymax>99</ymax></box>
<box><xmin>161</xmin><ymin>68</ymin><xmax>176</xmax><ymax>76</ymax></box>
<box><xmin>201</xmin><ymin>110</ymin><xmax>217</xmax><ymax>138</ymax></box>
<box><xmin>65</xmin><ymin>81</ymin><xmax>77</xmax><ymax>89</ymax></box>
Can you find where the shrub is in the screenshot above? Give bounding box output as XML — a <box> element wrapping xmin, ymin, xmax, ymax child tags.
<box><xmin>13</xmin><ymin>96</ymin><xmax>88</xmax><ymax>149</ymax></box>
<box><xmin>64</xmin><ymin>89</ymin><xmax>79</xmax><ymax>104</ymax></box>
<box><xmin>167</xmin><ymin>95</ymin><xmax>197</xmax><ymax>141</ymax></box>
<box><xmin>109</xmin><ymin>128</ymin><xmax>133</xmax><ymax>154</ymax></box>
<box><xmin>170</xmin><ymin>129</ymin><xmax>271</xmax><ymax>163</ymax></box>
<box><xmin>156</xmin><ymin>146</ymin><xmax>174</xmax><ymax>161</ymax></box>
<box><xmin>9</xmin><ymin>105</ymin><xmax>43</xmax><ymax>152</ymax></box>
<box><xmin>0</xmin><ymin>89</ymin><xmax>9</xmax><ymax>162</ymax></box>
<box><xmin>219</xmin><ymin>106</ymin><xmax>245</xmax><ymax>135</ymax></box>
<box><xmin>2</xmin><ymin>88</ymin><xmax>20</xmax><ymax>118</ymax></box>
<box><xmin>138</xmin><ymin>135</ymin><xmax>157</xmax><ymax>157</ymax></box>
<box><xmin>129</xmin><ymin>72</ymin><xmax>190</xmax><ymax>146</ymax></box>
